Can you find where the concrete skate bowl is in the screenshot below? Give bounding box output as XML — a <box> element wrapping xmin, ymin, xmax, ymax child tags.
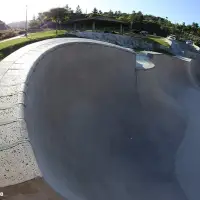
<box><xmin>0</xmin><ymin>38</ymin><xmax>200</xmax><ymax>200</ymax></box>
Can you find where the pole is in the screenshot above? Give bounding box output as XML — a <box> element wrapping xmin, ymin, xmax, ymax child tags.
<box><xmin>25</xmin><ymin>5</ymin><xmax>28</xmax><ymax>37</ymax></box>
<box><xmin>92</xmin><ymin>21</ymin><xmax>95</xmax><ymax>32</ymax></box>
<box><xmin>120</xmin><ymin>24</ymin><xmax>123</xmax><ymax>34</ymax></box>
<box><xmin>56</xmin><ymin>9</ymin><xmax>58</xmax><ymax>35</ymax></box>
<box><xmin>56</xmin><ymin>21</ymin><xmax>58</xmax><ymax>35</ymax></box>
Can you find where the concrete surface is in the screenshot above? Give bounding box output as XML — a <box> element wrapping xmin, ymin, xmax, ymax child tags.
<box><xmin>0</xmin><ymin>38</ymin><xmax>200</xmax><ymax>200</ymax></box>
<box><xmin>136</xmin><ymin>53</ymin><xmax>155</xmax><ymax>69</ymax></box>
<box><xmin>165</xmin><ymin>37</ymin><xmax>200</xmax><ymax>57</ymax></box>
<box><xmin>0</xmin><ymin>34</ymin><xmax>26</xmax><ymax>43</ymax></box>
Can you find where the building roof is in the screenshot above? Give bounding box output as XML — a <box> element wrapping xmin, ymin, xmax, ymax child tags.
<box><xmin>67</xmin><ymin>16</ymin><xmax>129</xmax><ymax>25</ymax></box>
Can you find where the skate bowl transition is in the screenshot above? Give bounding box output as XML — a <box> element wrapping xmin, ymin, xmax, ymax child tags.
<box><xmin>0</xmin><ymin>38</ymin><xmax>200</xmax><ymax>200</ymax></box>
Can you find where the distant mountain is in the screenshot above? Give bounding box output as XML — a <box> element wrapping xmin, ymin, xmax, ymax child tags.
<box><xmin>0</xmin><ymin>20</ymin><xmax>9</xmax><ymax>30</ymax></box>
<box><xmin>8</xmin><ymin>21</ymin><xmax>28</xmax><ymax>29</ymax></box>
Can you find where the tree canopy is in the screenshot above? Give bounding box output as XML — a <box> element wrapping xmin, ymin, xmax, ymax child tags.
<box><xmin>75</xmin><ymin>5</ymin><xmax>82</xmax><ymax>14</ymax></box>
<box><xmin>28</xmin><ymin>5</ymin><xmax>200</xmax><ymax>45</ymax></box>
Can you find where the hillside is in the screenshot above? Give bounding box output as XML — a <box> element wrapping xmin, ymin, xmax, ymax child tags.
<box><xmin>8</xmin><ymin>21</ymin><xmax>27</xmax><ymax>29</ymax></box>
<box><xmin>0</xmin><ymin>20</ymin><xmax>9</xmax><ymax>30</ymax></box>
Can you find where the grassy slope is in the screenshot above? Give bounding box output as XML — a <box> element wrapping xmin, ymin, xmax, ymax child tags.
<box><xmin>124</xmin><ymin>32</ymin><xmax>170</xmax><ymax>48</ymax></box>
<box><xmin>147</xmin><ymin>35</ymin><xmax>170</xmax><ymax>47</ymax></box>
<box><xmin>0</xmin><ymin>30</ymin><xmax>66</xmax><ymax>60</ymax></box>
<box><xmin>0</xmin><ymin>30</ymin><xmax>66</xmax><ymax>50</ymax></box>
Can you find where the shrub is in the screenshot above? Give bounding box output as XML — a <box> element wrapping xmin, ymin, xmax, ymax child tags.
<box><xmin>18</xmin><ymin>30</ymin><xmax>26</xmax><ymax>35</ymax></box>
<box><xmin>0</xmin><ymin>30</ymin><xmax>18</xmax><ymax>40</ymax></box>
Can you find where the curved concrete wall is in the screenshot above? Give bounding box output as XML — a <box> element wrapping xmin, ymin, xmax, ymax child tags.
<box><xmin>25</xmin><ymin>39</ymin><xmax>136</xmax><ymax>200</ymax></box>
<box><xmin>0</xmin><ymin>38</ymin><xmax>200</xmax><ymax>200</ymax></box>
<box><xmin>175</xmin><ymin>55</ymin><xmax>200</xmax><ymax>200</ymax></box>
<box><xmin>136</xmin><ymin>53</ymin><xmax>200</xmax><ymax>200</ymax></box>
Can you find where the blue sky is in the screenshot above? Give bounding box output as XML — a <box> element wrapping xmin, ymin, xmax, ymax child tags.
<box><xmin>125</xmin><ymin>0</ymin><xmax>199</xmax><ymax>25</ymax></box>
<box><xmin>0</xmin><ymin>0</ymin><xmax>199</xmax><ymax>24</ymax></box>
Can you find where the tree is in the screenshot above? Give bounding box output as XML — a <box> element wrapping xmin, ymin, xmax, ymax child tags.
<box><xmin>185</xmin><ymin>24</ymin><xmax>193</xmax><ymax>33</ymax></box>
<box><xmin>114</xmin><ymin>11</ymin><xmax>121</xmax><ymax>17</ymax></box>
<box><xmin>29</xmin><ymin>15</ymin><xmax>40</xmax><ymax>28</ymax></box>
<box><xmin>197</xmin><ymin>29</ymin><xmax>200</xmax><ymax>37</ymax></box>
<box><xmin>136</xmin><ymin>11</ymin><xmax>144</xmax><ymax>23</ymax></box>
<box><xmin>37</xmin><ymin>13</ymin><xmax>46</xmax><ymax>25</ymax></box>
<box><xmin>98</xmin><ymin>10</ymin><xmax>102</xmax><ymax>15</ymax></box>
<box><xmin>117</xmin><ymin>14</ymin><xmax>129</xmax><ymax>23</ymax></box>
<box><xmin>129</xmin><ymin>11</ymin><xmax>144</xmax><ymax>24</ymax></box>
<box><xmin>92</xmin><ymin>8</ymin><xmax>98</xmax><ymax>16</ymax></box>
<box><xmin>192</xmin><ymin>22</ymin><xmax>199</xmax><ymax>34</ymax></box>
<box><xmin>192</xmin><ymin>22</ymin><xmax>199</xmax><ymax>29</ymax></box>
<box><xmin>89</xmin><ymin>7</ymin><xmax>99</xmax><ymax>17</ymax></box>
<box><xmin>47</xmin><ymin>8</ymin><xmax>67</xmax><ymax>34</ymax></box>
<box><xmin>129</xmin><ymin>11</ymin><xmax>136</xmax><ymax>29</ymax></box>
<box><xmin>65</xmin><ymin>4</ymin><xmax>73</xmax><ymax>14</ymax></box>
<box><xmin>48</xmin><ymin>8</ymin><xmax>67</xmax><ymax>22</ymax></box>
<box><xmin>108</xmin><ymin>9</ymin><xmax>114</xmax><ymax>18</ymax></box>
<box><xmin>76</xmin><ymin>5</ymin><xmax>82</xmax><ymax>14</ymax></box>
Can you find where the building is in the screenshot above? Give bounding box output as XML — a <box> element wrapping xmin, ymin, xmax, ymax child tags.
<box><xmin>66</xmin><ymin>16</ymin><xmax>129</xmax><ymax>34</ymax></box>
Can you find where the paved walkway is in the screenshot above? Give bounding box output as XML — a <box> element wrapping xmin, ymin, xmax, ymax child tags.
<box><xmin>0</xmin><ymin>34</ymin><xmax>25</xmax><ymax>43</ymax></box>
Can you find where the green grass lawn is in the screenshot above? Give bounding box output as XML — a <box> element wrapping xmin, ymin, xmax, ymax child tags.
<box><xmin>147</xmin><ymin>36</ymin><xmax>169</xmax><ymax>47</ymax></box>
<box><xmin>0</xmin><ymin>30</ymin><xmax>66</xmax><ymax>50</ymax></box>
<box><xmin>124</xmin><ymin>32</ymin><xmax>170</xmax><ymax>47</ymax></box>
<box><xmin>0</xmin><ymin>30</ymin><xmax>67</xmax><ymax>60</ymax></box>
